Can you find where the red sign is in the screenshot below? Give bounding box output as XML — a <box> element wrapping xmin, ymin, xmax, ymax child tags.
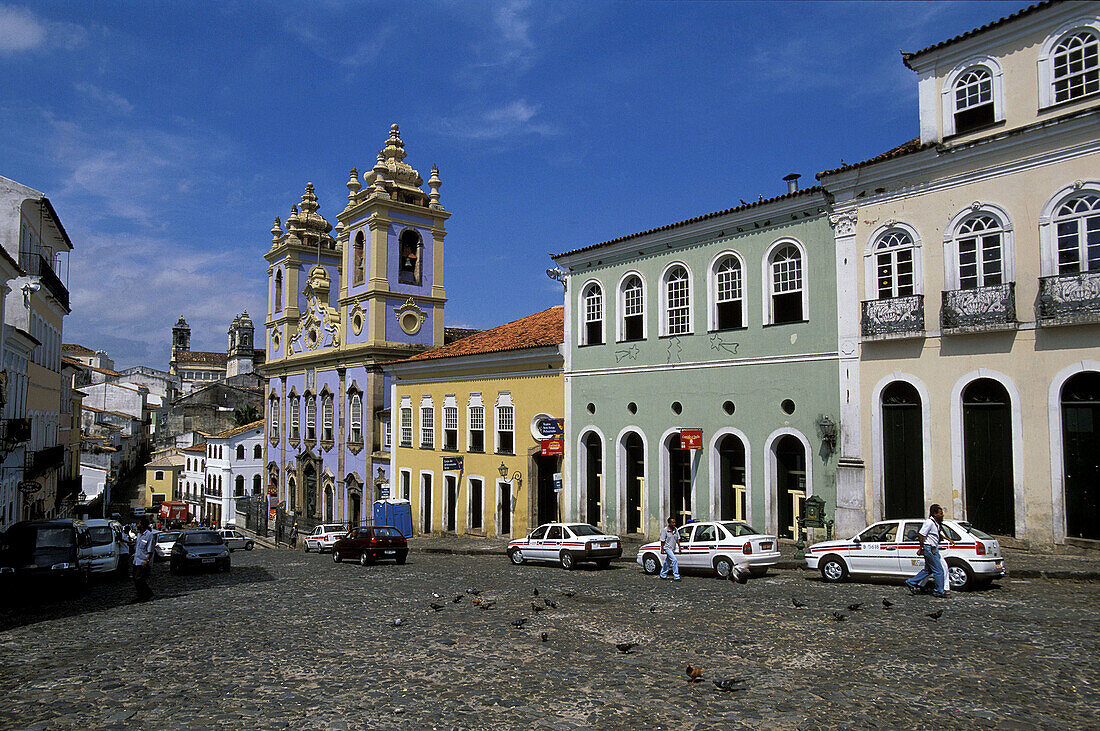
<box><xmin>158</xmin><ymin>501</ymin><xmax>189</xmax><ymax>520</ymax></box>
<box><xmin>679</xmin><ymin>429</ymin><xmax>703</xmax><ymax>450</ymax></box>
<box><xmin>541</xmin><ymin>438</ymin><xmax>563</xmax><ymax>456</ymax></box>
<box><xmin>268</xmin><ymin>508</ymin><xmax>277</xmax><ymax>522</ymax></box>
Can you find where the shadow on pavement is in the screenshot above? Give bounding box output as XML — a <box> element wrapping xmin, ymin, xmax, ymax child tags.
<box><xmin>0</xmin><ymin>565</ymin><xmax>276</xmax><ymax>632</ymax></box>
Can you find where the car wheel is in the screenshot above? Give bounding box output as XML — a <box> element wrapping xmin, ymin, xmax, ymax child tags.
<box><xmin>596</xmin><ymin>559</ymin><xmax>611</xmax><ymax>569</ymax></box>
<box><xmin>245</xmin><ymin>542</ymin><xmax>254</xmax><ymax>551</ymax></box>
<box><xmin>820</xmin><ymin>556</ymin><xmax>848</xmax><ymax>583</ymax></box>
<box><xmin>332</xmin><ymin>550</ymin><xmax>342</xmax><ymax>563</ymax></box>
<box><xmin>560</xmin><ymin>551</ymin><xmax>576</xmax><ymax>570</ymax></box>
<box><xmin>360</xmin><ymin>551</ymin><xmax>370</xmax><ymax>566</ymax></box>
<box><xmin>396</xmin><ymin>553</ymin><xmax>407</xmax><ymax>565</ymax></box>
<box><xmin>508</xmin><ymin>549</ymin><xmax>524</xmax><ymax>565</ymax></box>
<box><xmin>642</xmin><ymin>553</ymin><xmax>661</xmax><ymax>575</ymax></box>
<box><xmin>947</xmin><ymin>560</ymin><xmax>973</xmax><ymax>591</ymax></box>
<box><xmin>714</xmin><ymin>557</ymin><xmax>734</xmax><ymax>578</ymax></box>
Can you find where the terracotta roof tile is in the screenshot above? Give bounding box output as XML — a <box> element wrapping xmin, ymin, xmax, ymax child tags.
<box><xmin>816</xmin><ymin>138</ymin><xmax>931</xmax><ymax>178</ymax></box>
<box><xmin>401</xmin><ymin>307</ymin><xmax>563</xmax><ymax>363</ymax></box>
<box><xmin>207</xmin><ymin>420</ymin><xmax>264</xmax><ymax>440</ymax></box>
<box><xmin>902</xmin><ymin>1</ymin><xmax>1056</xmax><ymax>69</ymax></box>
<box><xmin>182</xmin><ymin>443</ymin><xmax>207</xmax><ymax>453</ymax></box>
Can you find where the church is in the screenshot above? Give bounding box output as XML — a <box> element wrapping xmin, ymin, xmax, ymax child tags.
<box><xmin>168</xmin><ymin>312</ymin><xmax>266</xmax><ymax>392</ymax></box>
<box><xmin>261</xmin><ymin>124</ymin><xmax>461</xmax><ymax>531</ymax></box>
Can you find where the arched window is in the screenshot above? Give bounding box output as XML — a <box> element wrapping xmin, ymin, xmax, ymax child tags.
<box><xmin>349</xmin><ymin>392</ymin><xmax>363</xmax><ymax>444</ymax></box>
<box><xmin>253</xmin><ymin>474</ymin><xmax>262</xmax><ymax>495</ymax></box>
<box><xmin>235</xmin><ymin>475</ymin><xmax>245</xmax><ymax>497</ymax></box>
<box><xmin>1053</xmin><ymin>30</ymin><xmax>1099</xmax><ymax>104</ymax></box>
<box><xmin>768</xmin><ymin>243</ymin><xmax>804</xmax><ymax>324</ymax></box>
<box><xmin>274</xmin><ymin>269</ymin><xmax>283</xmax><ymax>312</ymax></box>
<box><xmin>619</xmin><ymin>275</ymin><xmax>644</xmax><ymax>341</ymax></box>
<box><xmin>713</xmin><ymin>255</ymin><xmax>743</xmax><ymax>330</ymax></box>
<box><xmin>873</xmin><ymin>230</ymin><xmax>917</xmax><ymax>299</ymax></box>
<box><xmin>953</xmin><ymin>67</ymin><xmax>994</xmax><ymax>133</ymax></box>
<box><xmin>268</xmin><ymin>394</ymin><xmax>279</xmax><ymax>440</ymax></box>
<box><xmin>954</xmin><ymin>214</ymin><xmax>1005</xmax><ymax>289</ymax></box>
<box><xmin>352</xmin><ymin>230</ymin><xmax>365</xmax><ymax>285</ymax></box>
<box><xmin>289</xmin><ymin>394</ymin><xmax>300</xmax><ymax>441</ymax></box>
<box><xmin>305</xmin><ymin>395</ymin><xmax>316</xmax><ymax>441</ymax></box>
<box><xmin>663</xmin><ymin>265</ymin><xmax>691</xmax><ymax>335</ymax></box>
<box><xmin>236</xmin><ymin>445</ymin><xmax>245</xmax><ymax>460</ymax></box>
<box><xmin>322</xmin><ymin>393</ymin><xmax>334</xmax><ymax>442</ymax></box>
<box><xmin>253</xmin><ymin>444</ymin><xmax>262</xmax><ymax>459</ymax></box>
<box><xmin>398</xmin><ymin>228</ymin><xmax>423</xmax><ymax>285</ymax></box>
<box><xmin>1055</xmin><ymin>193</ymin><xmax>1100</xmax><ymax>274</ymax></box>
<box><xmin>582</xmin><ymin>282</ymin><xmax>604</xmax><ymax>345</ymax></box>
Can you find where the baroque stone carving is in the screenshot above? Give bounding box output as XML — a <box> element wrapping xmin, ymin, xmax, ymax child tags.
<box><xmin>829</xmin><ymin>211</ymin><xmax>858</xmax><ymax>237</ymax></box>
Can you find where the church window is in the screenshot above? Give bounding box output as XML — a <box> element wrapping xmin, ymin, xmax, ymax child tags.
<box><xmin>268</xmin><ymin>395</ymin><xmax>279</xmax><ymax>440</ymax></box>
<box><xmin>662</xmin><ymin>264</ymin><xmax>692</xmax><ymax>335</ymax></box>
<box><xmin>322</xmin><ymin>393</ymin><xmax>334</xmax><ymax>442</ymax></box>
<box><xmin>349</xmin><ymin>393</ymin><xmax>363</xmax><ymax>444</ymax></box>
<box><xmin>274</xmin><ymin>270</ymin><xmax>283</xmax><ymax>312</ymax></box>
<box><xmin>353</xmin><ymin>231</ymin><xmax>365</xmax><ymax>286</ymax></box>
<box><xmin>712</xmin><ymin>255</ymin><xmax>744</xmax><ymax>330</ymax></box>
<box><xmin>305</xmin><ymin>396</ymin><xmax>316</xmax><ymax>441</ymax></box>
<box><xmin>398</xmin><ymin>229</ymin><xmax>423</xmax><ymax>285</ymax></box>
<box><xmin>767</xmin><ymin>242</ymin><xmax>805</xmax><ymax>324</ymax></box>
<box><xmin>289</xmin><ymin>395</ymin><xmax>300</xmax><ymax>441</ymax></box>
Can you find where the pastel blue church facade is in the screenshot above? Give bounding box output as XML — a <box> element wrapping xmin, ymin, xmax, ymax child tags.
<box><xmin>262</xmin><ymin>125</ymin><xmax>449</xmax><ymax>529</ymax></box>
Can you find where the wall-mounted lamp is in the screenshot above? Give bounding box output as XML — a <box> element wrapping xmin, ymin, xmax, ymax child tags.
<box><xmin>817</xmin><ymin>415</ymin><xmax>838</xmax><ymax>455</ymax></box>
<box><xmin>498</xmin><ymin>462</ymin><xmax>523</xmax><ymax>487</ymax></box>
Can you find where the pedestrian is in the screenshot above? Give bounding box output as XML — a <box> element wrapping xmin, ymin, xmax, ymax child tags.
<box><xmin>658</xmin><ymin>516</ymin><xmax>681</xmax><ymax>582</ymax></box>
<box><xmin>131</xmin><ymin>517</ymin><xmax>156</xmax><ymax>603</ymax></box>
<box><xmin>905</xmin><ymin>504</ymin><xmax>951</xmax><ymax>598</ymax></box>
<box><xmin>289</xmin><ymin>522</ymin><xmax>298</xmax><ymax>549</ymax></box>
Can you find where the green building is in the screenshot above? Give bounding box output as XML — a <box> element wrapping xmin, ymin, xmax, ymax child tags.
<box><xmin>551</xmin><ymin>184</ymin><xmax>841</xmax><ymax>539</ymax></box>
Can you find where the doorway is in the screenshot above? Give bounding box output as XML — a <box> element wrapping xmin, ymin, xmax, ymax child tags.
<box><xmin>1062</xmin><ymin>372</ymin><xmax>1100</xmax><ymax>540</ymax></box>
<box><xmin>535</xmin><ymin>455</ymin><xmax>559</xmax><ymax>525</ymax></box>
<box><xmin>421</xmin><ymin>473</ymin><xmax>433</xmax><ymax>534</ymax></box>
<box><xmin>962</xmin><ymin>379</ymin><xmax>1015</xmax><ymax>536</ymax></box>
<box><xmin>583</xmin><ymin>432</ymin><xmax>602</xmax><ymax>525</ymax></box>
<box><xmin>882</xmin><ymin>381</ymin><xmax>924</xmax><ymax>520</ymax></box>
<box><xmin>716</xmin><ymin>434</ymin><xmax>747</xmax><ymax>521</ymax></box>
<box><xmin>445</xmin><ymin>475</ymin><xmax>458</xmax><ymax>532</ymax></box>
<box><xmin>498</xmin><ymin>481</ymin><xmax>512</xmax><ymax>536</ymax></box>
<box><xmin>624</xmin><ymin>433</ymin><xmax>644</xmax><ymax>533</ymax></box>
<box><xmin>774</xmin><ymin>435</ymin><xmax>806</xmax><ymax>539</ymax></box>
<box><xmin>666</xmin><ymin>434</ymin><xmax>692</xmax><ymax>525</ymax></box>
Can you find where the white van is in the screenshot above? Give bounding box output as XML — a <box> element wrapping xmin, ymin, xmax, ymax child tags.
<box><xmin>82</xmin><ymin>519</ymin><xmax>123</xmax><ymax>576</ymax></box>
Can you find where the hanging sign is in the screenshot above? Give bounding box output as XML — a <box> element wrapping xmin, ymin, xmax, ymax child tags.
<box><xmin>443</xmin><ymin>456</ymin><xmax>464</xmax><ymax>471</ymax></box>
<box><xmin>541</xmin><ymin>438</ymin><xmax>563</xmax><ymax>456</ymax></box>
<box><xmin>553</xmin><ymin>473</ymin><xmax>564</xmax><ymax>492</ymax></box>
<box><xmin>536</xmin><ymin>418</ymin><xmax>564</xmax><ymax>437</ymax></box>
<box><xmin>679</xmin><ymin>429</ymin><xmax>703</xmax><ymax>450</ymax></box>
<box><xmin>18</xmin><ymin>481</ymin><xmax>40</xmax><ymax>495</ymax></box>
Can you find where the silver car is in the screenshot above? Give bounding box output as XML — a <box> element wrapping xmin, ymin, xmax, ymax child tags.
<box><xmin>217</xmin><ymin>529</ymin><xmax>255</xmax><ymax>551</ymax></box>
<box><xmin>153</xmin><ymin>531</ymin><xmax>181</xmax><ymax>560</ymax></box>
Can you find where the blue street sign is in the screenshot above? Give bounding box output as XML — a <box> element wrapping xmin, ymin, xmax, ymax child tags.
<box><xmin>443</xmin><ymin>456</ymin><xmax>464</xmax><ymax>471</ymax></box>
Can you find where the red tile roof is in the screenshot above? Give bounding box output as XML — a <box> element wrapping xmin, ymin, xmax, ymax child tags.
<box><xmin>902</xmin><ymin>1</ymin><xmax>1055</xmax><ymax>69</ymax></box>
<box><xmin>816</xmin><ymin>138</ymin><xmax>931</xmax><ymax>179</ymax></box>
<box><xmin>207</xmin><ymin>420</ymin><xmax>264</xmax><ymax>440</ymax></box>
<box><xmin>62</xmin><ymin>343</ymin><xmax>95</xmax><ymax>354</ymax></box>
<box><xmin>401</xmin><ymin>307</ymin><xmax>563</xmax><ymax>363</ymax></box>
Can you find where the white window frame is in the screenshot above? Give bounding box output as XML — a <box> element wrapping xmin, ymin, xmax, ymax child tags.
<box><xmin>467</xmin><ymin>393</ymin><xmax>485</xmax><ymax>452</ymax></box>
<box><xmin>616</xmin><ymin>271</ymin><xmax>646</xmax><ymax>342</ymax></box>
<box><xmin>708</xmin><ymin>251</ymin><xmax>745</xmax><ymax>331</ymax></box>
<box><xmin>495</xmin><ymin>392</ymin><xmax>514</xmax><ymax>455</ymax></box>
<box><xmin>466</xmin><ymin>475</ymin><xmax>485</xmax><ymax>532</ymax></box>
<box><xmin>420</xmin><ymin>396</ymin><xmax>435</xmax><ymax>449</ymax></box>
<box><xmin>940</xmin><ymin>57</ymin><xmax>1004</xmax><ymax>137</ymax></box>
<box><xmin>349</xmin><ymin>392</ymin><xmax>362</xmax><ymax>444</ymax></box>
<box><xmin>580</xmin><ymin>280</ymin><xmax>605</xmax><ymax>346</ymax></box>
<box><xmin>399</xmin><ymin>398</ymin><xmax>413</xmax><ymax>448</ymax></box>
<box><xmin>762</xmin><ymin>238</ymin><xmax>808</xmax><ymax>325</ymax></box>
<box><xmin>659</xmin><ymin>262</ymin><xmax>693</xmax><ymax>336</ymax></box>
<box><xmin>268</xmin><ymin>394</ymin><xmax>279</xmax><ymax>440</ymax></box>
<box><xmin>304</xmin><ymin>394</ymin><xmax>317</xmax><ymax>441</ymax></box>
<box><xmin>443</xmin><ymin>394</ymin><xmax>458</xmax><ymax>451</ymax></box>
<box><xmin>1038</xmin><ymin>18</ymin><xmax>1100</xmax><ymax>109</ymax></box>
<box><xmin>942</xmin><ymin>204</ymin><xmax>1015</xmax><ymax>291</ymax></box>
<box><xmin>863</xmin><ymin>223</ymin><xmax>923</xmax><ymax>300</ymax></box>
<box><xmin>321</xmin><ymin>391</ymin><xmax>334</xmax><ymax>442</ymax></box>
<box><xmin>289</xmin><ymin>393</ymin><xmax>300</xmax><ymax>441</ymax></box>
<box><xmin>1039</xmin><ymin>180</ymin><xmax>1100</xmax><ymax>276</ymax></box>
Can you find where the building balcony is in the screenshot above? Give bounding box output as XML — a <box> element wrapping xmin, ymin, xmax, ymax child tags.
<box><xmin>1038</xmin><ymin>272</ymin><xmax>1100</xmax><ymax>326</ymax></box>
<box><xmin>19</xmin><ymin>252</ymin><xmax>69</xmax><ymax>311</ymax></box>
<box><xmin>861</xmin><ymin>295</ymin><xmax>925</xmax><ymax>339</ymax></box>
<box><xmin>0</xmin><ymin>418</ymin><xmax>31</xmax><ymax>455</ymax></box>
<box><xmin>941</xmin><ymin>283</ymin><xmax>1017</xmax><ymax>334</ymax></box>
<box><xmin>24</xmin><ymin>444</ymin><xmax>64</xmax><ymax>478</ymax></box>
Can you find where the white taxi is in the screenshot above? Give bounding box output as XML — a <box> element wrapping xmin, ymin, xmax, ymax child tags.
<box><xmin>805</xmin><ymin>518</ymin><xmax>1006</xmax><ymax>591</ymax></box>
<box><xmin>507</xmin><ymin>523</ymin><xmax>622</xmax><ymax>570</ymax></box>
<box><xmin>304</xmin><ymin>524</ymin><xmax>348</xmax><ymax>553</ymax></box>
<box><xmin>637</xmin><ymin>521</ymin><xmax>781</xmax><ymax>579</ymax></box>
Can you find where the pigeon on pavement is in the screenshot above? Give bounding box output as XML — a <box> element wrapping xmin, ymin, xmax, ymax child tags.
<box><xmin>615</xmin><ymin>642</ymin><xmax>638</xmax><ymax>654</ymax></box>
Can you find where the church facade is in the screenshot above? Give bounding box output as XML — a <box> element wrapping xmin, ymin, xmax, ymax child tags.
<box><xmin>261</xmin><ymin>125</ymin><xmax>450</xmax><ymax>530</ymax></box>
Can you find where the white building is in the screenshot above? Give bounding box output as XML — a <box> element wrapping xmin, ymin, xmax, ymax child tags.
<box><xmin>202</xmin><ymin>420</ymin><xmax>263</xmax><ymax>526</ymax></box>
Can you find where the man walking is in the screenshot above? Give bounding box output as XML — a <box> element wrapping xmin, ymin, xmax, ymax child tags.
<box><xmin>131</xmin><ymin>517</ymin><xmax>156</xmax><ymax>603</ymax></box>
<box><xmin>659</xmin><ymin>517</ymin><xmax>681</xmax><ymax>582</ymax></box>
<box><xmin>289</xmin><ymin>522</ymin><xmax>298</xmax><ymax>549</ymax></box>
<box><xmin>905</xmin><ymin>504</ymin><xmax>949</xmax><ymax>598</ymax></box>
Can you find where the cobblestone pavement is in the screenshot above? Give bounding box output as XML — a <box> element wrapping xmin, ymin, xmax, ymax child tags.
<box><xmin>0</xmin><ymin>550</ymin><xmax>1097</xmax><ymax>730</ymax></box>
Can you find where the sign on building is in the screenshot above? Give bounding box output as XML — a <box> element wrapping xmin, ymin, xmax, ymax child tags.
<box><xmin>679</xmin><ymin>429</ymin><xmax>703</xmax><ymax>450</ymax></box>
<box><xmin>443</xmin><ymin>456</ymin><xmax>464</xmax><ymax>471</ymax></box>
<box><xmin>541</xmin><ymin>438</ymin><xmax>563</xmax><ymax>456</ymax></box>
<box><xmin>536</xmin><ymin>417</ymin><xmax>564</xmax><ymax>437</ymax></box>
<box><xmin>553</xmin><ymin>473</ymin><xmax>563</xmax><ymax>492</ymax></box>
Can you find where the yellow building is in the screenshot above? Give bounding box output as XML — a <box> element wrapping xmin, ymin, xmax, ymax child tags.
<box><xmin>388</xmin><ymin>307</ymin><xmax>564</xmax><ymax>538</ymax></box>
<box><xmin>143</xmin><ymin>448</ymin><xmax>184</xmax><ymax>509</ymax></box>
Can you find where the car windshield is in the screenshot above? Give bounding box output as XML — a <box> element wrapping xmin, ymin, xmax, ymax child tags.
<box><xmin>374</xmin><ymin>527</ymin><xmax>400</xmax><ymax>538</ymax></box>
<box><xmin>958</xmin><ymin>523</ymin><xmax>994</xmax><ymax>540</ymax></box>
<box><xmin>35</xmin><ymin>527</ymin><xmax>72</xmax><ymax>549</ymax></box>
<box><xmin>323</xmin><ymin>525</ymin><xmax>345</xmax><ymax>533</ymax></box>
<box><xmin>567</xmin><ymin>524</ymin><xmax>602</xmax><ymax>536</ymax></box>
<box><xmin>182</xmin><ymin>532</ymin><xmax>221</xmax><ymax>546</ymax></box>
<box><xmin>157</xmin><ymin>532</ymin><xmax>180</xmax><ymax>543</ymax></box>
<box><xmin>86</xmin><ymin>527</ymin><xmax>115</xmax><ymax>546</ymax></box>
<box><xmin>720</xmin><ymin>521</ymin><xmax>762</xmax><ymax>537</ymax></box>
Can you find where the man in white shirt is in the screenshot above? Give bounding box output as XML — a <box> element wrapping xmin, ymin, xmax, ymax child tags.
<box><xmin>905</xmin><ymin>504</ymin><xmax>948</xmax><ymax>598</ymax></box>
<box><xmin>658</xmin><ymin>517</ymin><xmax>681</xmax><ymax>582</ymax></box>
<box><xmin>131</xmin><ymin>517</ymin><xmax>156</xmax><ymax>602</ymax></box>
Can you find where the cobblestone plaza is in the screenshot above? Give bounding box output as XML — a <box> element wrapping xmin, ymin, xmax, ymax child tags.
<box><xmin>1</xmin><ymin>550</ymin><xmax>1097</xmax><ymax>730</ymax></box>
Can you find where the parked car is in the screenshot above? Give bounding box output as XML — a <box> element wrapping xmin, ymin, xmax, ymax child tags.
<box><xmin>805</xmin><ymin>518</ymin><xmax>1005</xmax><ymax>591</ymax></box>
<box><xmin>332</xmin><ymin>526</ymin><xmax>408</xmax><ymax>565</ymax></box>
<box><xmin>153</xmin><ymin>531</ymin><xmax>181</xmax><ymax>561</ymax></box>
<box><xmin>169</xmin><ymin>530</ymin><xmax>231</xmax><ymax>574</ymax></box>
<box><xmin>217</xmin><ymin>529</ymin><xmax>255</xmax><ymax>551</ymax></box>
<box><xmin>636</xmin><ymin>521</ymin><xmax>781</xmax><ymax>579</ymax></box>
<box><xmin>0</xmin><ymin>519</ymin><xmax>91</xmax><ymax>594</ymax></box>
<box><xmin>82</xmin><ymin>519</ymin><xmax>123</xmax><ymax>576</ymax></box>
<box><xmin>304</xmin><ymin>524</ymin><xmax>349</xmax><ymax>553</ymax></box>
<box><xmin>507</xmin><ymin>523</ymin><xmax>622</xmax><ymax>570</ymax></box>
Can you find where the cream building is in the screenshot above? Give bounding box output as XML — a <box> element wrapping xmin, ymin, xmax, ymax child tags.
<box><xmin>820</xmin><ymin>1</ymin><xmax>1100</xmax><ymax>549</ymax></box>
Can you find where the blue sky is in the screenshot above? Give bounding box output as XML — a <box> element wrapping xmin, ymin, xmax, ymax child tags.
<box><xmin>0</xmin><ymin>0</ymin><xmax>1025</xmax><ymax>370</ymax></box>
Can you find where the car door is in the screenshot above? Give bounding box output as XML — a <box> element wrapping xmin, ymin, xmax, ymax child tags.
<box><xmin>673</xmin><ymin>525</ymin><xmax>696</xmax><ymax>566</ymax></box>
<box><xmin>685</xmin><ymin>523</ymin><xmax>718</xmax><ymax>569</ymax></box>
<box><xmin>526</xmin><ymin>525</ymin><xmax>549</xmax><ymax>560</ymax></box>
<box><xmin>849</xmin><ymin>521</ymin><xmax>900</xmax><ymax>574</ymax></box>
<box><xmin>544</xmin><ymin>525</ymin><xmax>564</xmax><ymax>562</ymax></box>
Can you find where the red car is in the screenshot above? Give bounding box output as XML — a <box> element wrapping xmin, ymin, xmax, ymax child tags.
<box><xmin>332</xmin><ymin>526</ymin><xmax>408</xmax><ymax>566</ymax></box>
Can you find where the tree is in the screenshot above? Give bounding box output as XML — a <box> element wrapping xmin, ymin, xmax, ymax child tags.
<box><xmin>233</xmin><ymin>405</ymin><xmax>262</xmax><ymax>426</ymax></box>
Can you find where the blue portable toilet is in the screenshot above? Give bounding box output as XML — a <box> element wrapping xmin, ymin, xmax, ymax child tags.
<box><xmin>374</xmin><ymin>499</ymin><xmax>413</xmax><ymax>538</ymax></box>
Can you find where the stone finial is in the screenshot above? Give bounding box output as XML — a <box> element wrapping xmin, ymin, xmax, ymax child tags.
<box><xmin>287</xmin><ymin>204</ymin><xmax>300</xmax><ymax>229</ymax></box>
<box><xmin>428</xmin><ymin>164</ymin><xmax>442</xmax><ymax>209</ymax></box>
<box><xmin>271</xmin><ymin>216</ymin><xmax>283</xmax><ymax>242</ymax></box>
<box><xmin>370</xmin><ymin>152</ymin><xmax>389</xmax><ymax>199</ymax></box>
<box><xmin>300</xmin><ymin>183</ymin><xmax>319</xmax><ymax>215</ymax></box>
<box><xmin>384</xmin><ymin>123</ymin><xmax>406</xmax><ymax>163</ymax></box>
<box><xmin>347</xmin><ymin>168</ymin><xmax>361</xmax><ymax>200</ymax></box>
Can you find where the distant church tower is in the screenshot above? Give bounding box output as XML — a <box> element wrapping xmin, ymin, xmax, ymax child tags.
<box><xmin>226</xmin><ymin>311</ymin><xmax>255</xmax><ymax>378</ymax></box>
<box><xmin>169</xmin><ymin>315</ymin><xmax>191</xmax><ymax>375</ymax></box>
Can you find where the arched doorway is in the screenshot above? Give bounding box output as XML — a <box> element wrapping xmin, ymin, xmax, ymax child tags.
<box><xmin>716</xmin><ymin>434</ymin><xmax>746</xmax><ymax>521</ymax></box>
<box><xmin>962</xmin><ymin>378</ymin><xmax>1015</xmax><ymax>536</ymax></box>
<box><xmin>583</xmin><ymin>432</ymin><xmax>602</xmax><ymax>525</ymax></box>
<box><xmin>445</xmin><ymin>474</ymin><xmax>458</xmax><ymax>532</ymax></box>
<box><xmin>624</xmin><ymin>433</ymin><xmax>644</xmax><ymax>534</ymax></box>
<box><xmin>666</xmin><ymin>434</ymin><xmax>692</xmax><ymax>525</ymax></box>
<box><xmin>774</xmin><ymin>435</ymin><xmax>806</xmax><ymax>539</ymax></box>
<box><xmin>882</xmin><ymin>381</ymin><xmax>924</xmax><ymax>519</ymax></box>
<box><xmin>349</xmin><ymin>489</ymin><xmax>362</xmax><ymax>527</ymax></box>
<box><xmin>323</xmin><ymin>484</ymin><xmax>334</xmax><ymax>523</ymax></box>
<box><xmin>1062</xmin><ymin>372</ymin><xmax>1100</xmax><ymax>540</ymax></box>
<box><xmin>303</xmin><ymin>464</ymin><xmax>317</xmax><ymax>518</ymax></box>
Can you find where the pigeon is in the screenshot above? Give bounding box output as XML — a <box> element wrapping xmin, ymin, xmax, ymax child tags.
<box><xmin>562</xmin><ymin>590</ymin><xmax>576</xmax><ymax>598</ymax></box>
<box><xmin>882</xmin><ymin>598</ymin><xmax>894</xmax><ymax>609</ymax></box>
<box><xmin>466</xmin><ymin>588</ymin><xmax>481</xmax><ymax>595</ymax></box>
<box><xmin>452</xmin><ymin>595</ymin><xmax>462</xmax><ymax>604</ymax></box>
<box><xmin>544</xmin><ymin>599</ymin><xmax>557</xmax><ymax>609</ymax></box>
<box><xmin>432</xmin><ymin>593</ymin><xmax>441</xmax><ymax>599</ymax></box>
<box><xmin>429</xmin><ymin>602</ymin><xmax>444</xmax><ymax>611</ymax></box>
<box><xmin>649</xmin><ymin>604</ymin><xmax>658</xmax><ymax>613</ymax></box>
<box><xmin>478</xmin><ymin>602</ymin><xmax>496</xmax><ymax>611</ymax></box>
<box><xmin>832</xmin><ymin>611</ymin><xmax>847</xmax><ymax>622</ymax></box>
<box><xmin>927</xmin><ymin>609</ymin><xmax>943</xmax><ymax>620</ymax></box>
<box><xmin>532</xmin><ymin>588</ymin><xmax>539</xmax><ymax>597</ymax></box>
<box><xmin>511</xmin><ymin>618</ymin><xmax>527</xmax><ymax>628</ymax></box>
<box><xmin>685</xmin><ymin>665</ymin><xmax>704</xmax><ymax>683</ymax></box>
<box><xmin>540</xmin><ymin>631</ymin><xmax>549</xmax><ymax>642</ymax></box>
<box><xmin>392</xmin><ymin>618</ymin><xmax>403</xmax><ymax>627</ymax></box>
<box><xmin>531</xmin><ymin>602</ymin><xmax>543</xmax><ymax>613</ymax></box>
<box><xmin>847</xmin><ymin>602</ymin><xmax>863</xmax><ymax>612</ymax></box>
<box><xmin>713</xmin><ymin>677</ymin><xmax>747</xmax><ymax>692</ymax></box>
<box><xmin>791</xmin><ymin>597</ymin><xmax>806</xmax><ymax>609</ymax></box>
<box><xmin>615</xmin><ymin>642</ymin><xmax>638</xmax><ymax>654</ymax></box>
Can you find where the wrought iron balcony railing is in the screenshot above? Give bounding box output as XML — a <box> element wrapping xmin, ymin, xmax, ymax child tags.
<box><xmin>18</xmin><ymin>253</ymin><xmax>69</xmax><ymax>311</ymax></box>
<box><xmin>24</xmin><ymin>444</ymin><xmax>64</xmax><ymax>479</ymax></box>
<box><xmin>941</xmin><ymin>282</ymin><xmax>1017</xmax><ymax>333</ymax></box>
<box><xmin>1038</xmin><ymin>272</ymin><xmax>1100</xmax><ymax>326</ymax></box>
<box><xmin>861</xmin><ymin>295</ymin><xmax>924</xmax><ymax>339</ymax></box>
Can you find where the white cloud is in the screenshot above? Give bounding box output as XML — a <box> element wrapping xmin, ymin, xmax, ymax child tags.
<box><xmin>441</xmin><ymin>99</ymin><xmax>557</xmax><ymax>140</ymax></box>
<box><xmin>0</xmin><ymin>4</ymin><xmax>83</xmax><ymax>55</ymax></box>
<box><xmin>74</xmin><ymin>83</ymin><xmax>133</xmax><ymax>115</ymax></box>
